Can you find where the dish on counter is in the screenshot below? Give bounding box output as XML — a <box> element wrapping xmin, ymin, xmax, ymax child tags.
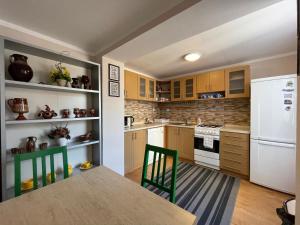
<box><xmin>80</xmin><ymin>161</ymin><xmax>93</xmax><ymax>170</ymax></box>
<box><xmin>21</xmin><ymin>178</ymin><xmax>33</xmax><ymax>191</ymax></box>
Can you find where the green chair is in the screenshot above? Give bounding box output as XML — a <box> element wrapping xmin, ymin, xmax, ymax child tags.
<box><xmin>141</xmin><ymin>144</ymin><xmax>178</xmax><ymax>203</ymax></box>
<box><xmin>14</xmin><ymin>146</ymin><xmax>69</xmax><ymax>197</ymax></box>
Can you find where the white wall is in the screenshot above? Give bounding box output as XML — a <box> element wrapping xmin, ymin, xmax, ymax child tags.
<box><xmin>101</xmin><ymin>56</ymin><xmax>124</xmax><ymax>175</ymax></box>
<box><xmin>250</xmin><ymin>54</ymin><xmax>297</xmax><ymax>79</ymax></box>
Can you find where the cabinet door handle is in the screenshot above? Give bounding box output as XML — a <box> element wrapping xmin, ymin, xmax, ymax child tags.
<box><xmin>135</xmin><ymin>133</ymin><xmax>137</xmax><ymax>139</ymax></box>
<box><xmin>132</xmin><ymin>133</ymin><xmax>134</xmax><ymax>140</ymax></box>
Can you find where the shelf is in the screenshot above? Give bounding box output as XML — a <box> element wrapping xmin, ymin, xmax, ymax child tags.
<box><xmin>6</xmin><ymin>140</ymin><xmax>100</xmax><ymax>163</ymax></box>
<box><xmin>6</xmin><ymin>117</ymin><xmax>100</xmax><ymax>125</ymax></box>
<box><xmin>5</xmin><ymin>80</ymin><xmax>100</xmax><ymax>94</ymax></box>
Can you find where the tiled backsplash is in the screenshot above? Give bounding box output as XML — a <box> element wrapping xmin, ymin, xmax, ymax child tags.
<box><xmin>125</xmin><ymin>100</ymin><xmax>160</xmax><ymax>123</ymax></box>
<box><xmin>125</xmin><ymin>98</ymin><xmax>250</xmax><ymax>125</ymax></box>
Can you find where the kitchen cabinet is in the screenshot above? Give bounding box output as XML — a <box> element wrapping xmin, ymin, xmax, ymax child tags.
<box><xmin>148</xmin><ymin>78</ymin><xmax>156</xmax><ymax>101</ymax></box>
<box><xmin>138</xmin><ymin>76</ymin><xmax>148</xmax><ymax>100</ymax></box>
<box><xmin>220</xmin><ymin>131</ymin><xmax>250</xmax><ymax>177</ymax></box>
<box><xmin>124</xmin><ymin>130</ymin><xmax>147</xmax><ymax>174</ymax></box>
<box><xmin>171</xmin><ymin>79</ymin><xmax>182</xmax><ymax>101</ymax></box>
<box><xmin>209</xmin><ymin>70</ymin><xmax>225</xmax><ymax>92</ymax></box>
<box><xmin>225</xmin><ymin>65</ymin><xmax>250</xmax><ymax>98</ymax></box>
<box><xmin>166</xmin><ymin>126</ymin><xmax>194</xmax><ymax>160</ymax></box>
<box><xmin>196</xmin><ymin>70</ymin><xmax>225</xmax><ymax>93</ymax></box>
<box><xmin>124</xmin><ymin>70</ymin><xmax>138</xmax><ymax>100</ymax></box>
<box><xmin>196</xmin><ymin>72</ymin><xmax>210</xmax><ymax>93</ymax></box>
<box><xmin>182</xmin><ymin>76</ymin><xmax>196</xmax><ymax>100</ymax></box>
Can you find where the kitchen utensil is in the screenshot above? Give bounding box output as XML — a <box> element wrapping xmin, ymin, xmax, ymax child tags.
<box><xmin>7</xmin><ymin>98</ymin><xmax>29</xmax><ymax>120</ymax></box>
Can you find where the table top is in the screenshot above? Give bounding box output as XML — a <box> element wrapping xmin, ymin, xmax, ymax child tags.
<box><xmin>0</xmin><ymin>166</ymin><xmax>196</xmax><ymax>225</ymax></box>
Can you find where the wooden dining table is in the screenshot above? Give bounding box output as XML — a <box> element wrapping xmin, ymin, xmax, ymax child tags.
<box><xmin>0</xmin><ymin>166</ymin><xmax>196</xmax><ymax>225</ymax></box>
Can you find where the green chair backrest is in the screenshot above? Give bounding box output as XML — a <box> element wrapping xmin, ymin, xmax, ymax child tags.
<box><xmin>14</xmin><ymin>146</ymin><xmax>69</xmax><ymax>197</ymax></box>
<box><xmin>141</xmin><ymin>144</ymin><xmax>178</xmax><ymax>203</ymax></box>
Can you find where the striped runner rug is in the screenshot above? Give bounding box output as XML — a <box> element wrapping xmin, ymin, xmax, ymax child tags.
<box><xmin>146</xmin><ymin>161</ymin><xmax>240</xmax><ymax>225</ymax></box>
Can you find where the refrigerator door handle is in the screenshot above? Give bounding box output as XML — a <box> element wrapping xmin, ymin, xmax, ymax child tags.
<box><xmin>258</xmin><ymin>140</ymin><xmax>295</xmax><ymax>148</ymax></box>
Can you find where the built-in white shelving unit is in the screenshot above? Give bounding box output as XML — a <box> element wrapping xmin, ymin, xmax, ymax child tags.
<box><xmin>0</xmin><ymin>38</ymin><xmax>102</xmax><ymax>201</ymax></box>
<box><xmin>6</xmin><ymin>117</ymin><xmax>100</xmax><ymax>125</ymax></box>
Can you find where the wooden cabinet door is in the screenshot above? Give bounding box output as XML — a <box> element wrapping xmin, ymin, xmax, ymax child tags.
<box><xmin>138</xmin><ymin>76</ymin><xmax>148</xmax><ymax>100</ymax></box>
<box><xmin>196</xmin><ymin>73</ymin><xmax>210</xmax><ymax>93</ymax></box>
<box><xmin>124</xmin><ymin>70</ymin><xmax>138</xmax><ymax>99</ymax></box>
<box><xmin>167</xmin><ymin>126</ymin><xmax>178</xmax><ymax>151</ymax></box>
<box><xmin>182</xmin><ymin>76</ymin><xmax>196</xmax><ymax>100</ymax></box>
<box><xmin>133</xmin><ymin>129</ymin><xmax>147</xmax><ymax>170</ymax></box>
<box><xmin>124</xmin><ymin>132</ymin><xmax>134</xmax><ymax>174</ymax></box>
<box><xmin>209</xmin><ymin>70</ymin><xmax>225</xmax><ymax>92</ymax></box>
<box><xmin>225</xmin><ymin>65</ymin><xmax>250</xmax><ymax>98</ymax></box>
<box><xmin>171</xmin><ymin>79</ymin><xmax>182</xmax><ymax>101</ymax></box>
<box><xmin>179</xmin><ymin>128</ymin><xmax>194</xmax><ymax>161</ymax></box>
<box><xmin>148</xmin><ymin>78</ymin><xmax>156</xmax><ymax>101</ymax></box>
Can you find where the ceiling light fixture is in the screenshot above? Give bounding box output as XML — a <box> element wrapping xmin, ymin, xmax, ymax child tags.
<box><xmin>184</xmin><ymin>53</ymin><xmax>201</xmax><ymax>62</ymax></box>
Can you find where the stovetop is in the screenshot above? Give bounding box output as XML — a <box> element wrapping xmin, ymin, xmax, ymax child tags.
<box><xmin>195</xmin><ymin>124</ymin><xmax>223</xmax><ymax>136</ymax></box>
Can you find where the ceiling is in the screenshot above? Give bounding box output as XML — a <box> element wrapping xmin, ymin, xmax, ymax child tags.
<box><xmin>0</xmin><ymin>0</ymin><xmax>189</xmax><ymax>55</ymax></box>
<box><xmin>107</xmin><ymin>0</ymin><xmax>296</xmax><ymax>78</ymax></box>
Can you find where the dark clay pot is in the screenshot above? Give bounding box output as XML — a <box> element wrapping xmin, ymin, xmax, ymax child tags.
<box><xmin>8</xmin><ymin>54</ymin><xmax>33</xmax><ymax>82</ymax></box>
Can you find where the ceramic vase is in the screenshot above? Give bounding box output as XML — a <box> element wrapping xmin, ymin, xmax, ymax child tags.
<box><xmin>8</xmin><ymin>54</ymin><xmax>33</xmax><ymax>82</ymax></box>
<box><xmin>56</xmin><ymin>79</ymin><xmax>67</xmax><ymax>87</ymax></box>
<box><xmin>57</xmin><ymin>138</ymin><xmax>68</xmax><ymax>146</ymax></box>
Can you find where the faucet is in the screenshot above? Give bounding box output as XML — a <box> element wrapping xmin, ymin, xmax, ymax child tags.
<box><xmin>184</xmin><ymin>119</ymin><xmax>188</xmax><ymax>125</ymax></box>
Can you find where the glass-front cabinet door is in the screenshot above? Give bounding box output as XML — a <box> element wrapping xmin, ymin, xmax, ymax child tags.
<box><xmin>225</xmin><ymin>65</ymin><xmax>250</xmax><ymax>98</ymax></box>
<box><xmin>148</xmin><ymin>79</ymin><xmax>156</xmax><ymax>101</ymax></box>
<box><xmin>171</xmin><ymin>79</ymin><xmax>181</xmax><ymax>101</ymax></box>
<box><xmin>138</xmin><ymin>76</ymin><xmax>147</xmax><ymax>100</ymax></box>
<box><xmin>183</xmin><ymin>76</ymin><xmax>196</xmax><ymax>100</ymax></box>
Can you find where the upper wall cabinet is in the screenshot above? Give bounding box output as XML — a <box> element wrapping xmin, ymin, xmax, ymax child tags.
<box><xmin>210</xmin><ymin>70</ymin><xmax>225</xmax><ymax>92</ymax></box>
<box><xmin>138</xmin><ymin>76</ymin><xmax>148</xmax><ymax>100</ymax></box>
<box><xmin>182</xmin><ymin>76</ymin><xmax>196</xmax><ymax>100</ymax></box>
<box><xmin>171</xmin><ymin>79</ymin><xmax>182</xmax><ymax>101</ymax></box>
<box><xmin>124</xmin><ymin>70</ymin><xmax>138</xmax><ymax>100</ymax></box>
<box><xmin>225</xmin><ymin>65</ymin><xmax>250</xmax><ymax>98</ymax></box>
<box><xmin>196</xmin><ymin>70</ymin><xmax>225</xmax><ymax>93</ymax></box>
<box><xmin>148</xmin><ymin>78</ymin><xmax>156</xmax><ymax>101</ymax></box>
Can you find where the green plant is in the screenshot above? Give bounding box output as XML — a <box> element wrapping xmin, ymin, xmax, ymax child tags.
<box><xmin>49</xmin><ymin>62</ymin><xmax>71</xmax><ymax>83</ymax></box>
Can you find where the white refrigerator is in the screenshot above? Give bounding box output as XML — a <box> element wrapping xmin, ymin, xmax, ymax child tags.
<box><xmin>251</xmin><ymin>74</ymin><xmax>297</xmax><ymax>194</ymax></box>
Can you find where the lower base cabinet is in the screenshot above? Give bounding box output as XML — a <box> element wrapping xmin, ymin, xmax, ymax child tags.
<box><xmin>124</xmin><ymin>130</ymin><xmax>147</xmax><ymax>174</ymax></box>
<box><xmin>220</xmin><ymin>131</ymin><xmax>250</xmax><ymax>177</ymax></box>
<box><xmin>166</xmin><ymin>126</ymin><xmax>194</xmax><ymax>160</ymax></box>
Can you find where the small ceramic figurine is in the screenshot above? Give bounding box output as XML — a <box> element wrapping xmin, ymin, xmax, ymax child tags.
<box><xmin>38</xmin><ymin>105</ymin><xmax>57</xmax><ymax>119</ymax></box>
<box><xmin>73</xmin><ymin>108</ymin><xmax>80</xmax><ymax>118</ymax></box>
<box><xmin>80</xmin><ymin>109</ymin><xmax>87</xmax><ymax>117</ymax></box>
<box><xmin>26</xmin><ymin>136</ymin><xmax>37</xmax><ymax>152</ymax></box>
<box><xmin>81</xmin><ymin>75</ymin><xmax>89</xmax><ymax>89</ymax></box>
<box><xmin>71</xmin><ymin>78</ymin><xmax>80</xmax><ymax>88</ymax></box>
<box><xmin>89</xmin><ymin>108</ymin><xmax>96</xmax><ymax>117</ymax></box>
<box><xmin>62</xmin><ymin>109</ymin><xmax>70</xmax><ymax>118</ymax></box>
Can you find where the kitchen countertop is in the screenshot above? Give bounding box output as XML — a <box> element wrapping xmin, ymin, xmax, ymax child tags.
<box><xmin>221</xmin><ymin>124</ymin><xmax>250</xmax><ymax>134</ymax></box>
<box><xmin>124</xmin><ymin>123</ymin><xmax>195</xmax><ymax>132</ymax></box>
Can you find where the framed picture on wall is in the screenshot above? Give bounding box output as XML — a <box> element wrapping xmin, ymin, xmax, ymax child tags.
<box><xmin>108</xmin><ymin>64</ymin><xmax>120</xmax><ymax>81</ymax></box>
<box><xmin>109</xmin><ymin>80</ymin><xmax>120</xmax><ymax>97</ymax></box>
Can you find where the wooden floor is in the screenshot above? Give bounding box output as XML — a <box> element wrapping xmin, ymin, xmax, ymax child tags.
<box><xmin>125</xmin><ymin>158</ymin><xmax>292</xmax><ymax>225</ymax></box>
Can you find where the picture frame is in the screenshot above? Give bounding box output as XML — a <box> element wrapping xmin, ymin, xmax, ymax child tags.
<box><xmin>108</xmin><ymin>64</ymin><xmax>120</xmax><ymax>81</ymax></box>
<box><xmin>109</xmin><ymin>80</ymin><xmax>120</xmax><ymax>97</ymax></box>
